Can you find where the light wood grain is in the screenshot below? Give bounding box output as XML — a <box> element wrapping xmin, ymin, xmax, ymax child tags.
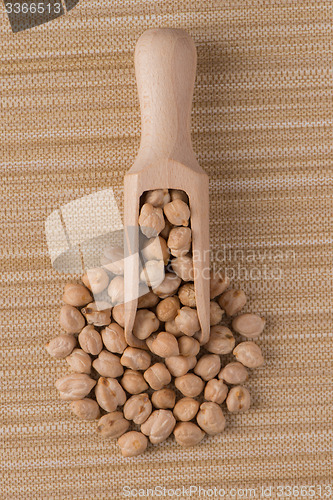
<box><xmin>124</xmin><ymin>28</ymin><xmax>210</xmax><ymax>347</ymax></box>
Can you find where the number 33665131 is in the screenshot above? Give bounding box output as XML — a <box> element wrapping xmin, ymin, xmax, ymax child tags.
<box><xmin>5</xmin><ymin>3</ymin><xmax>62</xmax><ymax>14</ymax></box>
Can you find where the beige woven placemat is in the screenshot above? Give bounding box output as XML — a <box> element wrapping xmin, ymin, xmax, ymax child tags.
<box><xmin>1</xmin><ymin>1</ymin><xmax>332</xmax><ymax>499</ymax></box>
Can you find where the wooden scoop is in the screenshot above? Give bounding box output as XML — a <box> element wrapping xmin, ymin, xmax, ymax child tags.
<box><xmin>124</xmin><ymin>28</ymin><xmax>209</xmax><ymax>348</ymax></box>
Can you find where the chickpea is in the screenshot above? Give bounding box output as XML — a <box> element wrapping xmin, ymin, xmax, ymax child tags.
<box><xmin>143</xmin><ymin>189</ymin><xmax>170</xmax><ymax>208</ymax></box>
<box><xmin>171</xmin><ymin>255</ymin><xmax>194</xmax><ymax>281</ymax></box>
<box><xmin>170</xmin><ymin>189</ymin><xmax>189</xmax><ymax>203</ymax></box>
<box><xmin>164</xmin><ymin>199</ymin><xmax>190</xmax><ymax>226</ymax></box>
<box><xmin>210</xmin><ymin>271</ymin><xmax>230</xmax><ymax>299</ymax></box>
<box><xmin>233</xmin><ymin>342</ymin><xmax>264</xmax><ymax>368</ymax></box>
<box><xmin>167</xmin><ymin>227</ymin><xmax>192</xmax><ymax>257</ymax></box>
<box><xmin>55</xmin><ymin>374</ymin><xmax>96</xmax><ymax>401</ymax></box>
<box><xmin>178</xmin><ymin>283</ymin><xmax>196</xmax><ymax>307</ymax></box>
<box><xmin>120</xmin><ymin>347</ymin><xmax>151</xmax><ymax>371</ymax></box>
<box><xmin>152</xmin><ymin>272</ymin><xmax>181</xmax><ymax>298</ymax></box>
<box><xmin>226</xmin><ymin>386</ymin><xmax>251</xmax><ymax>412</ymax></box>
<box><xmin>45</xmin><ymin>333</ymin><xmax>76</xmax><ymax>359</ymax></box>
<box><xmin>178</xmin><ymin>336</ymin><xmax>200</xmax><ymax>357</ymax></box>
<box><xmin>196</xmin><ymin>402</ymin><xmax>225</xmax><ymax>435</ymax></box>
<box><xmin>101</xmin><ymin>323</ymin><xmax>127</xmax><ymax>354</ymax></box>
<box><xmin>151</xmin><ymin>389</ymin><xmax>176</xmax><ymax>409</ymax></box>
<box><xmin>123</xmin><ymin>393</ymin><xmax>152</xmax><ymax>424</ymax></box>
<box><xmin>133</xmin><ymin>309</ymin><xmax>159</xmax><ymax>340</ymax></box>
<box><xmin>140</xmin><ymin>260</ymin><xmax>165</xmax><ymax>288</ymax></box>
<box><xmin>140</xmin><ymin>409</ymin><xmax>176</xmax><ymax>444</ymax></box>
<box><xmin>175</xmin><ymin>307</ymin><xmax>200</xmax><ymax>337</ymax></box>
<box><xmin>175</xmin><ymin>374</ymin><xmax>204</xmax><ymax>398</ymax></box>
<box><xmin>143</xmin><ymin>363</ymin><xmax>171</xmax><ymax>390</ymax></box>
<box><xmin>164</xmin><ymin>319</ymin><xmax>182</xmax><ymax>336</ymax></box>
<box><xmin>137</xmin><ymin>290</ymin><xmax>160</xmax><ymax>309</ymax></box>
<box><xmin>70</xmin><ymin>398</ymin><xmax>100</xmax><ymax>420</ymax></box>
<box><xmin>218</xmin><ymin>362</ymin><xmax>248</xmax><ymax>385</ymax></box>
<box><xmin>62</xmin><ymin>283</ymin><xmax>92</xmax><ymax>307</ymax></box>
<box><xmin>160</xmin><ymin>218</ymin><xmax>173</xmax><ymax>240</ymax></box>
<box><xmin>145</xmin><ymin>333</ymin><xmax>157</xmax><ymax>352</ymax></box>
<box><xmin>118</xmin><ymin>431</ymin><xmax>148</xmax><ymax>457</ymax></box>
<box><xmin>107</xmin><ymin>276</ymin><xmax>124</xmax><ymax>305</ymax></box>
<box><xmin>78</xmin><ymin>325</ymin><xmax>103</xmax><ymax>355</ymax></box>
<box><xmin>95</xmin><ymin>377</ymin><xmax>126</xmax><ymax>412</ymax></box>
<box><xmin>204</xmin><ymin>379</ymin><xmax>228</xmax><ymax>404</ymax></box>
<box><xmin>101</xmin><ymin>246</ymin><xmax>124</xmax><ymax>275</ymax></box>
<box><xmin>97</xmin><ymin>411</ymin><xmax>129</xmax><ymax>439</ymax></box>
<box><xmin>194</xmin><ymin>354</ymin><xmax>221</xmax><ymax>381</ymax></box>
<box><xmin>173</xmin><ymin>422</ymin><xmax>205</xmax><ymax>447</ymax></box>
<box><xmin>173</xmin><ymin>397</ymin><xmax>200</xmax><ymax>421</ymax></box>
<box><xmin>232</xmin><ymin>313</ymin><xmax>265</xmax><ymax>338</ymax></box>
<box><xmin>81</xmin><ymin>301</ymin><xmax>112</xmax><ymax>327</ymax></box>
<box><xmin>139</xmin><ymin>203</ymin><xmax>165</xmax><ymax>238</ymax></box>
<box><xmin>204</xmin><ymin>325</ymin><xmax>235</xmax><ymax>354</ymax></box>
<box><xmin>210</xmin><ymin>301</ymin><xmax>224</xmax><ymax>326</ymax></box>
<box><xmin>156</xmin><ymin>296</ymin><xmax>180</xmax><ymax>322</ymax></box>
<box><xmin>66</xmin><ymin>348</ymin><xmax>91</xmax><ymax>374</ymax></box>
<box><xmin>150</xmin><ymin>332</ymin><xmax>179</xmax><ymax>358</ymax></box>
<box><xmin>59</xmin><ymin>304</ymin><xmax>85</xmax><ymax>334</ymax></box>
<box><xmin>112</xmin><ymin>303</ymin><xmax>125</xmax><ymax>327</ymax></box>
<box><xmin>141</xmin><ymin>236</ymin><xmax>169</xmax><ymax>264</ymax></box>
<box><xmin>92</xmin><ymin>350</ymin><xmax>124</xmax><ymax>378</ymax></box>
<box><xmin>165</xmin><ymin>356</ymin><xmax>197</xmax><ymax>378</ymax></box>
<box><xmin>121</xmin><ymin>369</ymin><xmax>148</xmax><ymax>394</ymax></box>
<box><xmin>82</xmin><ymin>267</ymin><xmax>109</xmax><ymax>295</ymax></box>
<box><xmin>218</xmin><ymin>289</ymin><xmax>247</xmax><ymax>316</ymax></box>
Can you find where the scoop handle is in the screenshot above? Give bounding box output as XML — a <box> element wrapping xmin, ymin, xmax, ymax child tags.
<box><xmin>134</xmin><ymin>28</ymin><xmax>198</xmax><ymax>167</ymax></box>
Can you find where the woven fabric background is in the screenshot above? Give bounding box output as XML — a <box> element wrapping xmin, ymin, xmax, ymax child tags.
<box><xmin>1</xmin><ymin>1</ymin><xmax>332</xmax><ymax>499</ymax></box>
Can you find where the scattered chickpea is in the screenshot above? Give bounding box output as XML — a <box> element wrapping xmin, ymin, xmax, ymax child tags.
<box><xmin>143</xmin><ymin>363</ymin><xmax>171</xmax><ymax>391</ymax></box>
<box><xmin>194</xmin><ymin>354</ymin><xmax>221</xmax><ymax>381</ymax></box>
<box><xmin>204</xmin><ymin>325</ymin><xmax>235</xmax><ymax>354</ymax></box>
<box><xmin>133</xmin><ymin>309</ymin><xmax>159</xmax><ymax>340</ymax></box>
<box><xmin>226</xmin><ymin>386</ymin><xmax>251</xmax><ymax>412</ymax></box>
<box><xmin>101</xmin><ymin>323</ymin><xmax>127</xmax><ymax>354</ymax></box>
<box><xmin>175</xmin><ymin>307</ymin><xmax>200</xmax><ymax>337</ymax></box>
<box><xmin>232</xmin><ymin>313</ymin><xmax>265</xmax><ymax>338</ymax></box>
<box><xmin>218</xmin><ymin>362</ymin><xmax>248</xmax><ymax>385</ymax></box>
<box><xmin>118</xmin><ymin>431</ymin><xmax>148</xmax><ymax>457</ymax></box>
<box><xmin>210</xmin><ymin>271</ymin><xmax>230</xmax><ymax>299</ymax></box>
<box><xmin>107</xmin><ymin>276</ymin><xmax>124</xmax><ymax>305</ymax></box>
<box><xmin>178</xmin><ymin>283</ymin><xmax>196</xmax><ymax>307</ymax></box>
<box><xmin>178</xmin><ymin>336</ymin><xmax>200</xmax><ymax>357</ymax></box>
<box><xmin>62</xmin><ymin>283</ymin><xmax>92</xmax><ymax>307</ymax></box>
<box><xmin>151</xmin><ymin>332</ymin><xmax>179</xmax><ymax>358</ymax></box>
<box><xmin>173</xmin><ymin>397</ymin><xmax>200</xmax><ymax>422</ymax></box>
<box><xmin>204</xmin><ymin>379</ymin><xmax>228</xmax><ymax>404</ymax></box>
<box><xmin>164</xmin><ymin>199</ymin><xmax>190</xmax><ymax>226</ymax></box>
<box><xmin>196</xmin><ymin>402</ymin><xmax>226</xmax><ymax>435</ymax></box>
<box><xmin>112</xmin><ymin>303</ymin><xmax>125</xmax><ymax>327</ymax></box>
<box><xmin>92</xmin><ymin>350</ymin><xmax>124</xmax><ymax>378</ymax></box>
<box><xmin>142</xmin><ymin>236</ymin><xmax>169</xmax><ymax>264</ymax></box>
<box><xmin>137</xmin><ymin>290</ymin><xmax>160</xmax><ymax>309</ymax></box>
<box><xmin>82</xmin><ymin>267</ymin><xmax>109</xmax><ymax>295</ymax></box>
<box><xmin>175</xmin><ymin>374</ymin><xmax>204</xmax><ymax>398</ymax></box>
<box><xmin>66</xmin><ymin>348</ymin><xmax>92</xmax><ymax>374</ymax></box>
<box><xmin>70</xmin><ymin>398</ymin><xmax>100</xmax><ymax>420</ymax></box>
<box><xmin>45</xmin><ymin>333</ymin><xmax>76</xmax><ymax>359</ymax></box>
<box><xmin>95</xmin><ymin>377</ymin><xmax>126</xmax><ymax>412</ymax></box>
<box><xmin>140</xmin><ymin>260</ymin><xmax>165</xmax><ymax>288</ymax></box>
<box><xmin>173</xmin><ymin>422</ymin><xmax>205</xmax><ymax>447</ymax></box>
<box><xmin>55</xmin><ymin>374</ymin><xmax>96</xmax><ymax>401</ymax></box>
<box><xmin>78</xmin><ymin>325</ymin><xmax>103</xmax><ymax>355</ymax></box>
<box><xmin>151</xmin><ymin>389</ymin><xmax>176</xmax><ymax>409</ymax></box>
<box><xmin>233</xmin><ymin>342</ymin><xmax>264</xmax><ymax>368</ymax></box>
<box><xmin>164</xmin><ymin>319</ymin><xmax>182</xmax><ymax>336</ymax></box>
<box><xmin>139</xmin><ymin>203</ymin><xmax>165</xmax><ymax>238</ymax></box>
<box><xmin>120</xmin><ymin>347</ymin><xmax>151</xmax><ymax>371</ymax></box>
<box><xmin>59</xmin><ymin>304</ymin><xmax>85</xmax><ymax>334</ymax></box>
<box><xmin>210</xmin><ymin>301</ymin><xmax>224</xmax><ymax>326</ymax></box>
<box><xmin>141</xmin><ymin>409</ymin><xmax>176</xmax><ymax>444</ymax></box>
<box><xmin>218</xmin><ymin>289</ymin><xmax>247</xmax><ymax>316</ymax></box>
<box><xmin>165</xmin><ymin>356</ymin><xmax>197</xmax><ymax>378</ymax></box>
<box><xmin>101</xmin><ymin>246</ymin><xmax>124</xmax><ymax>275</ymax></box>
<box><xmin>156</xmin><ymin>296</ymin><xmax>180</xmax><ymax>322</ymax></box>
<box><xmin>171</xmin><ymin>255</ymin><xmax>194</xmax><ymax>281</ymax></box>
<box><xmin>167</xmin><ymin>227</ymin><xmax>192</xmax><ymax>257</ymax></box>
<box><xmin>121</xmin><ymin>369</ymin><xmax>149</xmax><ymax>394</ymax></box>
<box><xmin>81</xmin><ymin>301</ymin><xmax>112</xmax><ymax>327</ymax></box>
<box><xmin>123</xmin><ymin>393</ymin><xmax>152</xmax><ymax>424</ymax></box>
<box><xmin>97</xmin><ymin>411</ymin><xmax>130</xmax><ymax>439</ymax></box>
